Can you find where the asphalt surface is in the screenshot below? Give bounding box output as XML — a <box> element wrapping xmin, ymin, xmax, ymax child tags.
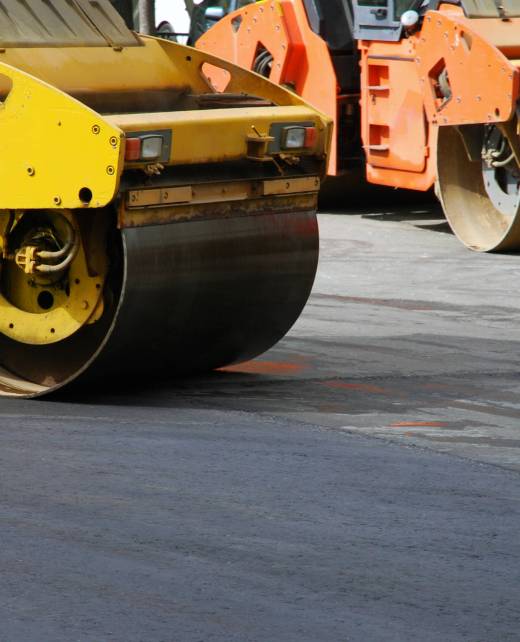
<box><xmin>2</xmin><ymin>206</ymin><xmax>520</xmax><ymax>641</ymax></box>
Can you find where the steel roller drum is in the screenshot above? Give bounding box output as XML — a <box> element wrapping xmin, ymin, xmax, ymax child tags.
<box><xmin>0</xmin><ymin>211</ymin><xmax>319</xmax><ymax>397</ymax></box>
<box><xmin>437</xmin><ymin>126</ymin><xmax>520</xmax><ymax>252</ymax></box>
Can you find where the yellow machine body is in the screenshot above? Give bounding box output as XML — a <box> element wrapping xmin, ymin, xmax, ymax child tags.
<box><xmin>0</xmin><ymin>38</ymin><xmax>327</xmax><ymax>208</ymax></box>
<box><xmin>0</xmin><ymin>0</ymin><xmax>331</xmax><ymax>397</ymax></box>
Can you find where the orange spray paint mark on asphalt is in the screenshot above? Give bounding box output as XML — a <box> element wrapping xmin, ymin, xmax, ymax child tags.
<box><xmin>391</xmin><ymin>421</ymin><xmax>448</xmax><ymax>428</ymax></box>
<box><xmin>322</xmin><ymin>381</ymin><xmax>389</xmax><ymax>394</ymax></box>
<box><xmin>220</xmin><ymin>360</ymin><xmax>307</xmax><ymax>375</ymax></box>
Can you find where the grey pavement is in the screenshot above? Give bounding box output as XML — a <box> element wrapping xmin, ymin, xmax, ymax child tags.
<box><xmin>1</xmin><ymin>206</ymin><xmax>520</xmax><ymax>641</ymax></box>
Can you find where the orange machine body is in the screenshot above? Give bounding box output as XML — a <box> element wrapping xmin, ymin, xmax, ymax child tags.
<box><xmin>197</xmin><ymin>0</ymin><xmax>520</xmax><ymax>192</ymax></box>
<box><xmin>197</xmin><ymin>0</ymin><xmax>341</xmax><ymax>174</ymax></box>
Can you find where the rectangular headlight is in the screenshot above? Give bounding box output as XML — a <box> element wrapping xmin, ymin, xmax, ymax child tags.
<box><xmin>141</xmin><ymin>135</ymin><xmax>164</xmax><ymax>161</ymax></box>
<box><xmin>282</xmin><ymin>126</ymin><xmax>307</xmax><ymax>150</ymax></box>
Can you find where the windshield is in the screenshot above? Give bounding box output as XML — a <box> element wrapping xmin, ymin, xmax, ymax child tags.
<box><xmin>394</xmin><ymin>0</ymin><xmax>418</xmax><ymax>16</ymax></box>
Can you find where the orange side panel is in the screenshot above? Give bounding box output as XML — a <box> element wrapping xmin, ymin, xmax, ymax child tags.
<box><xmin>360</xmin><ymin>39</ymin><xmax>436</xmax><ymax>191</ymax></box>
<box><xmin>197</xmin><ymin>0</ymin><xmax>341</xmax><ymax>175</ymax></box>
<box><xmin>463</xmin><ymin>17</ymin><xmax>520</xmax><ymax>59</ymax></box>
<box><xmin>415</xmin><ymin>12</ymin><xmax>520</xmax><ymax>126</ymax></box>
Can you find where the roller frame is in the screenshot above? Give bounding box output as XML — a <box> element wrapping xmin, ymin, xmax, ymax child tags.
<box><xmin>0</xmin><ymin>0</ymin><xmax>331</xmax><ymax>397</ymax></box>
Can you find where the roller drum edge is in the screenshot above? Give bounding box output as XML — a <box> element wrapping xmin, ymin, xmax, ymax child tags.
<box><xmin>438</xmin><ymin>126</ymin><xmax>520</xmax><ymax>252</ymax></box>
<box><xmin>0</xmin><ymin>211</ymin><xmax>319</xmax><ymax>398</ymax></box>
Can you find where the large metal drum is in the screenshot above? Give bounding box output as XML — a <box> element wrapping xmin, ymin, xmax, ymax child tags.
<box><xmin>0</xmin><ymin>211</ymin><xmax>318</xmax><ymax>397</ymax></box>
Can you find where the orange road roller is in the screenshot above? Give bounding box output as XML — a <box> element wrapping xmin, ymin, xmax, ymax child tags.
<box><xmin>0</xmin><ymin>0</ymin><xmax>331</xmax><ymax>397</ymax></box>
<box><xmin>198</xmin><ymin>0</ymin><xmax>520</xmax><ymax>252</ymax></box>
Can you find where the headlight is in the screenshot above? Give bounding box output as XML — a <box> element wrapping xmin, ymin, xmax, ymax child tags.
<box><xmin>141</xmin><ymin>135</ymin><xmax>164</xmax><ymax>161</ymax></box>
<box><xmin>125</xmin><ymin>130</ymin><xmax>172</xmax><ymax>163</ymax></box>
<box><xmin>282</xmin><ymin>126</ymin><xmax>307</xmax><ymax>149</ymax></box>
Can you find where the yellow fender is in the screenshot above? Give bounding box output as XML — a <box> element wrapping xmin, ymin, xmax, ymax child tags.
<box><xmin>0</xmin><ymin>61</ymin><xmax>124</xmax><ymax>209</ymax></box>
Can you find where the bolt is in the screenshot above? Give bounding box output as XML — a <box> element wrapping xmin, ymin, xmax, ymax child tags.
<box><xmin>81</xmin><ymin>300</ymin><xmax>89</xmax><ymax>310</ymax></box>
<box><xmin>110</xmin><ymin>136</ymin><xmax>118</xmax><ymax>147</ymax></box>
<box><xmin>106</xmin><ymin>165</ymin><xmax>115</xmax><ymax>175</ymax></box>
<box><xmin>92</xmin><ymin>125</ymin><xmax>100</xmax><ymax>135</ymax></box>
<box><xmin>26</xmin><ymin>166</ymin><xmax>35</xmax><ymax>176</ymax></box>
<box><xmin>53</xmin><ymin>196</ymin><xmax>61</xmax><ymax>205</ymax></box>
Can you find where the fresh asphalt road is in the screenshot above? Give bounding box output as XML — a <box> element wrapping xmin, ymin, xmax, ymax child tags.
<box><xmin>1</xmin><ymin>206</ymin><xmax>520</xmax><ymax>641</ymax></box>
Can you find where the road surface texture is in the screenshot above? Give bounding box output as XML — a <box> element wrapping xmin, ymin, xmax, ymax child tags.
<box><xmin>2</xmin><ymin>205</ymin><xmax>520</xmax><ymax>641</ymax></box>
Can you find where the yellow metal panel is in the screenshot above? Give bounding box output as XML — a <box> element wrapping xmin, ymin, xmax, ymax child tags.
<box><xmin>0</xmin><ymin>61</ymin><xmax>123</xmax><ymax>209</ymax></box>
<box><xmin>119</xmin><ymin>193</ymin><xmax>318</xmax><ymax>228</ymax></box>
<box><xmin>0</xmin><ymin>37</ymin><xmax>302</xmax><ymax>106</ymax></box>
<box><xmin>124</xmin><ymin>178</ymin><xmax>321</xmax><ymax>217</ymax></box>
<box><xmin>262</xmin><ymin>177</ymin><xmax>320</xmax><ymax>196</ymax></box>
<box><xmin>106</xmin><ymin>106</ymin><xmax>326</xmax><ymax>165</ymax></box>
<box><xmin>127</xmin><ymin>186</ymin><xmax>193</xmax><ymax>207</ymax></box>
<box><xmin>0</xmin><ymin>35</ymin><xmax>333</xmax><ymax>117</ymax></box>
<box><xmin>0</xmin><ymin>41</ymin><xmax>188</xmax><ymax>98</ymax></box>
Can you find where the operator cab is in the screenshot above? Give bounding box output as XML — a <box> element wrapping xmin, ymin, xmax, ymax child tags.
<box><xmin>353</xmin><ymin>0</ymin><xmax>520</xmax><ymax>42</ymax></box>
<box><xmin>352</xmin><ymin>0</ymin><xmax>420</xmax><ymax>41</ymax></box>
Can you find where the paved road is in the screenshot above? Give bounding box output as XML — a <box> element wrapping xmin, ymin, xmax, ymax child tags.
<box><xmin>2</xmin><ymin>208</ymin><xmax>520</xmax><ymax>641</ymax></box>
<box><xmin>173</xmin><ymin>207</ymin><xmax>520</xmax><ymax>472</ymax></box>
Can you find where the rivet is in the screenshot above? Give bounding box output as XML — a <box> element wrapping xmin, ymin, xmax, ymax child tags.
<box><xmin>53</xmin><ymin>196</ymin><xmax>61</xmax><ymax>205</ymax></box>
<box><xmin>110</xmin><ymin>136</ymin><xmax>118</xmax><ymax>147</ymax></box>
<box><xmin>106</xmin><ymin>165</ymin><xmax>115</xmax><ymax>175</ymax></box>
<box><xmin>26</xmin><ymin>166</ymin><xmax>35</xmax><ymax>176</ymax></box>
<box><xmin>92</xmin><ymin>125</ymin><xmax>100</xmax><ymax>135</ymax></box>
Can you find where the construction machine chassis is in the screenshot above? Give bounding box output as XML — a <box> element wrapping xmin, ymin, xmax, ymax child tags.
<box><xmin>197</xmin><ymin>0</ymin><xmax>520</xmax><ymax>252</ymax></box>
<box><xmin>0</xmin><ymin>0</ymin><xmax>331</xmax><ymax>397</ymax></box>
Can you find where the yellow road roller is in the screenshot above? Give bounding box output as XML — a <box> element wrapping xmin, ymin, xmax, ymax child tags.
<box><xmin>0</xmin><ymin>0</ymin><xmax>330</xmax><ymax>397</ymax></box>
